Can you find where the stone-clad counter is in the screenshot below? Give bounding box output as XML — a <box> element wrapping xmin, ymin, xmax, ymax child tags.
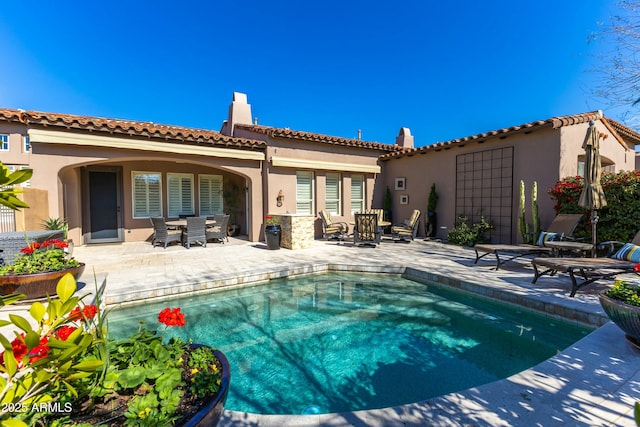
<box><xmin>270</xmin><ymin>214</ymin><xmax>314</xmax><ymax>250</ymax></box>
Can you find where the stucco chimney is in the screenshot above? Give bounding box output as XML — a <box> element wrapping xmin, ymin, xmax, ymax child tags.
<box><xmin>220</xmin><ymin>92</ymin><xmax>253</xmax><ymax>136</ymax></box>
<box><xmin>395</xmin><ymin>127</ymin><xmax>414</xmax><ymax>149</ymax></box>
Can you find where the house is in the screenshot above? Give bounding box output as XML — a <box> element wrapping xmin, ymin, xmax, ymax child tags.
<box><xmin>0</xmin><ymin>93</ymin><xmax>398</xmax><ymax>244</ymax></box>
<box><xmin>380</xmin><ymin>111</ymin><xmax>640</xmax><ymax>243</ymax></box>
<box><xmin>1</xmin><ymin>93</ymin><xmax>639</xmax><ymax>246</ymax></box>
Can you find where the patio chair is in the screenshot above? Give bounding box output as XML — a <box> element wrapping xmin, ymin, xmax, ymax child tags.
<box><xmin>531</xmin><ymin>229</ymin><xmax>640</xmax><ymax>297</ymax></box>
<box><xmin>150</xmin><ymin>217</ymin><xmax>183</xmax><ymax>249</ymax></box>
<box><xmin>353</xmin><ymin>213</ymin><xmax>381</xmax><ymax>247</ymax></box>
<box><xmin>391</xmin><ymin>209</ymin><xmax>421</xmax><ymax>241</ymax></box>
<box><xmin>473</xmin><ymin>213</ymin><xmax>584</xmax><ymax>269</ymax></box>
<box><xmin>206</xmin><ymin>215</ymin><xmax>230</xmax><ymax>244</ymax></box>
<box><xmin>183</xmin><ymin>216</ymin><xmax>207</xmax><ymax>249</ymax></box>
<box><xmin>319</xmin><ymin>210</ymin><xmax>348</xmax><ymax>240</ymax></box>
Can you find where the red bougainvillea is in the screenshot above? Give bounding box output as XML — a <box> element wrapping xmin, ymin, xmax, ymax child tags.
<box><xmin>549</xmin><ymin>171</ymin><xmax>640</xmax><ymax>244</ymax></box>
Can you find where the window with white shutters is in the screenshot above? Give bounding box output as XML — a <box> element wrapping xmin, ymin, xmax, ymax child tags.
<box><xmin>351</xmin><ymin>174</ymin><xmax>365</xmax><ymax>213</ymax></box>
<box><xmin>167</xmin><ymin>173</ymin><xmax>194</xmax><ymax>218</ymax></box>
<box><xmin>325</xmin><ymin>173</ymin><xmax>341</xmax><ymax>215</ymax></box>
<box><xmin>296</xmin><ymin>171</ymin><xmax>314</xmax><ymax>215</ymax></box>
<box><xmin>132</xmin><ymin>172</ymin><xmax>162</xmax><ymax>218</ymax></box>
<box><xmin>199</xmin><ymin>174</ymin><xmax>224</xmax><ymax>216</ymax></box>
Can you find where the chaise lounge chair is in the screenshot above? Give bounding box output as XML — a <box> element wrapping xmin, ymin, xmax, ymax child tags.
<box><xmin>473</xmin><ymin>213</ymin><xmax>584</xmax><ymax>269</ymax></box>
<box><xmin>531</xmin><ymin>230</ymin><xmax>640</xmax><ymax>297</ymax></box>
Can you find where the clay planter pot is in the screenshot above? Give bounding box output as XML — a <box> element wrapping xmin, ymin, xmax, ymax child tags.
<box><xmin>179</xmin><ymin>348</ymin><xmax>231</xmax><ymax>427</ymax></box>
<box><xmin>599</xmin><ymin>291</ymin><xmax>640</xmax><ymax>344</ymax></box>
<box><xmin>64</xmin><ymin>347</ymin><xmax>230</xmax><ymax>427</ymax></box>
<box><xmin>0</xmin><ymin>264</ymin><xmax>85</xmax><ymax>299</ymax></box>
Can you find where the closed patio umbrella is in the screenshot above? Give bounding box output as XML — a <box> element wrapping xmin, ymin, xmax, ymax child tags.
<box><xmin>578</xmin><ymin>119</ymin><xmax>607</xmax><ymax>257</ymax></box>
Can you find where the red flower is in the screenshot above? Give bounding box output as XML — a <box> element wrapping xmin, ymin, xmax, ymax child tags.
<box><xmin>20</xmin><ymin>242</ymin><xmax>40</xmax><ymax>254</ymax></box>
<box><xmin>56</xmin><ymin>326</ymin><xmax>77</xmax><ymax>341</ymax></box>
<box><xmin>41</xmin><ymin>239</ymin><xmax>67</xmax><ymax>249</ymax></box>
<box><xmin>634</xmin><ymin>263</ymin><xmax>640</xmax><ymax>273</ymax></box>
<box><xmin>158</xmin><ymin>307</ymin><xmax>186</xmax><ymax>327</ymax></box>
<box><xmin>28</xmin><ymin>337</ymin><xmax>50</xmax><ymax>363</ymax></box>
<box><xmin>10</xmin><ymin>335</ymin><xmax>28</xmax><ymax>362</ymax></box>
<box><xmin>69</xmin><ymin>305</ymin><xmax>98</xmax><ymax>321</ymax></box>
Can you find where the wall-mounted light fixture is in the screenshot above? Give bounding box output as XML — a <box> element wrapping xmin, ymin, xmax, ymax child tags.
<box><xmin>276</xmin><ymin>190</ymin><xmax>284</xmax><ymax>207</ymax></box>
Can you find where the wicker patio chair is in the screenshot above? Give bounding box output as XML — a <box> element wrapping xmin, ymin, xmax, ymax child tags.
<box><xmin>183</xmin><ymin>216</ymin><xmax>207</xmax><ymax>249</ymax></box>
<box><xmin>206</xmin><ymin>215</ymin><xmax>230</xmax><ymax>244</ymax></box>
<box><xmin>150</xmin><ymin>217</ymin><xmax>183</xmax><ymax>249</ymax></box>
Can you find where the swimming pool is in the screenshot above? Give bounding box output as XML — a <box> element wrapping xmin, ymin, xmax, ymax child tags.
<box><xmin>107</xmin><ymin>272</ymin><xmax>592</xmax><ymax>415</ymax></box>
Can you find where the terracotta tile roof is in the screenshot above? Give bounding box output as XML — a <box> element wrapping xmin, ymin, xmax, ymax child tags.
<box><xmin>604</xmin><ymin>118</ymin><xmax>640</xmax><ymax>146</ymax></box>
<box><xmin>0</xmin><ymin>108</ymin><xmax>266</xmax><ymax>150</ymax></box>
<box><xmin>380</xmin><ymin>111</ymin><xmax>640</xmax><ymax>160</ymax></box>
<box><xmin>234</xmin><ymin>124</ymin><xmax>399</xmax><ymax>152</ymax></box>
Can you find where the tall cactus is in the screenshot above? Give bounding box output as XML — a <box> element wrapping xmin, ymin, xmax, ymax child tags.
<box><xmin>531</xmin><ymin>181</ymin><xmax>540</xmax><ymax>240</ymax></box>
<box><xmin>518</xmin><ymin>180</ymin><xmax>530</xmax><ymax>243</ymax></box>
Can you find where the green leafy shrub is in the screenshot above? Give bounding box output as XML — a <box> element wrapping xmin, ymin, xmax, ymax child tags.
<box><xmin>0</xmin><ymin>161</ymin><xmax>32</xmax><ymax>210</ymax></box>
<box><xmin>605</xmin><ymin>279</ymin><xmax>640</xmax><ymax>307</ymax></box>
<box><xmin>447</xmin><ymin>215</ymin><xmax>493</xmax><ymax>246</ymax></box>
<box><xmin>548</xmin><ymin>171</ymin><xmax>640</xmax><ymax>243</ymax></box>
<box><xmin>0</xmin><ymin>276</ymin><xmax>223</xmax><ymax>426</ymax></box>
<box><xmin>0</xmin><ymin>239</ymin><xmax>79</xmax><ymax>275</ymax></box>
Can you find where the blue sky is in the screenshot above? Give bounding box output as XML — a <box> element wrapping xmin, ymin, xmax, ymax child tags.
<box><xmin>0</xmin><ymin>1</ymin><xmax>625</xmax><ymax>147</ymax></box>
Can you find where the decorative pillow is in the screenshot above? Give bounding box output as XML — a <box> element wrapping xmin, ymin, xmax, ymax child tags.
<box><xmin>536</xmin><ymin>231</ymin><xmax>562</xmax><ymax>246</ymax></box>
<box><xmin>612</xmin><ymin>243</ymin><xmax>640</xmax><ymax>262</ymax></box>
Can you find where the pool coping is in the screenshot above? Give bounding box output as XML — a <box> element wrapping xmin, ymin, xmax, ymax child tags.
<box><xmin>106</xmin><ymin>263</ymin><xmax>608</xmax><ymax>329</ymax></box>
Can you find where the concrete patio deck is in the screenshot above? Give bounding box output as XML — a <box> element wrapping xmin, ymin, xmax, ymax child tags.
<box><xmin>16</xmin><ymin>237</ymin><xmax>640</xmax><ymax>426</ymax></box>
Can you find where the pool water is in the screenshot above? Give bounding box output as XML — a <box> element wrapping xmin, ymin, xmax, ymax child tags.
<box><xmin>107</xmin><ymin>272</ymin><xmax>592</xmax><ymax>415</ymax></box>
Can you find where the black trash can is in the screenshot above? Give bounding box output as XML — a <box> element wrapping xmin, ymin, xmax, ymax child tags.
<box><xmin>264</xmin><ymin>225</ymin><xmax>281</xmax><ymax>250</ymax></box>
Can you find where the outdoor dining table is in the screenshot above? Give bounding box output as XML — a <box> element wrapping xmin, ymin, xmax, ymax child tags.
<box><xmin>165</xmin><ymin>219</ymin><xmax>216</xmax><ymax>228</ymax></box>
<box><xmin>349</xmin><ymin>220</ymin><xmax>391</xmax><ymax>227</ymax></box>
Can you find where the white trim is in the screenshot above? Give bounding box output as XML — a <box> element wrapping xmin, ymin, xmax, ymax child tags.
<box><xmin>28</xmin><ymin>128</ymin><xmax>265</xmax><ymax>161</ymax></box>
<box><xmin>271</xmin><ymin>156</ymin><xmax>380</xmax><ymax>173</ymax></box>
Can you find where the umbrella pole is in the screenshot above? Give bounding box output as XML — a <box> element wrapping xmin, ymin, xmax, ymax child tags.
<box><xmin>592</xmin><ymin>210</ymin><xmax>598</xmax><ymax>258</ymax></box>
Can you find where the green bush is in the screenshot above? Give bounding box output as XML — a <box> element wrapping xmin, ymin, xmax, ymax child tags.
<box><xmin>447</xmin><ymin>215</ymin><xmax>493</xmax><ymax>246</ymax></box>
<box><xmin>548</xmin><ymin>171</ymin><xmax>640</xmax><ymax>244</ymax></box>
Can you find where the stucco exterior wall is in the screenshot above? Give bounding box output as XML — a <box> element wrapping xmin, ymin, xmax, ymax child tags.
<box><xmin>559</xmin><ymin>121</ymin><xmax>634</xmax><ymax>177</ymax></box>
<box><xmin>1</xmin><ymin>128</ymin><xmax>265</xmax><ymax>243</ymax></box>
<box><xmin>237</xmin><ymin>132</ymin><xmax>386</xmax><ymax>239</ymax></box>
<box><xmin>382</xmin><ymin>123</ymin><xmax>634</xmax><ymax>244</ymax></box>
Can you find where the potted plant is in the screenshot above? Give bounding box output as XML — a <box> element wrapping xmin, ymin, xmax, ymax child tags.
<box><xmin>0</xmin><ymin>274</ymin><xmax>230</xmax><ymax>426</ymax></box>
<box><xmin>599</xmin><ymin>276</ymin><xmax>640</xmax><ymax>345</ymax></box>
<box><xmin>43</xmin><ymin>217</ymin><xmax>73</xmax><ymax>256</ymax></box>
<box><xmin>223</xmin><ymin>181</ymin><xmax>243</xmax><ymax>237</ymax></box>
<box><xmin>0</xmin><ymin>239</ymin><xmax>84</xmax><ymax>299</ymax></box>
<box><xmin>264</xmin><ymin>215</ymin><xmax>281</xmax><ymax>250</ymax></box>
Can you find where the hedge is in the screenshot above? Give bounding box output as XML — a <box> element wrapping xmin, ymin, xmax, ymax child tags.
<box><xmin>548</xmin><ymin>170</ymin><xmax>640</xmax><ymax>244</ymax></box>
